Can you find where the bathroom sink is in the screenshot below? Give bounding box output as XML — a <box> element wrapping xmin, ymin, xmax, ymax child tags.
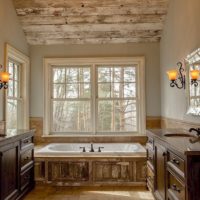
<box><xmin>164</xmin><ymin>133</ymin><xmax>192</xmax><ymax>137</ymax></box>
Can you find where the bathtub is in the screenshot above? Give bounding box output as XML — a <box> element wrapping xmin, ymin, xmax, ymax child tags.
<box><xmin>36</xmin><ymin>143</ymin><xmax>146</xmax><ymax>156</ymax></box>
<box><xmin>35</xmin><ymin>143</ymin><xmax>147</xmax><ymax>187</ymax></box>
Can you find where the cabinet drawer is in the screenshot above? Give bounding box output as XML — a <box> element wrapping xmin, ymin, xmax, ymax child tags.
<box><xmin>21</xmin><ymin>136</ymin><xmax>33</xmax><ymax>149</ymax></box>
<box><xmin>20</xmin><ymin>167</ymin><xmax>34</xmax><ymax>191</ymax></box>
<box><xmin>147</xmin><ymin>164</ymin><xmax>154</xmax><ymax>192</ymax></box>
<box><xmin>167</xmin><ymin>171</ymin><xmax>185</xmax><ymax>200</ymax></box>
<box><xmin>167</xmin><ymin>151</ymin><xmax>185</xmax><ymax>178</ymax></box>
<box><xmin>21</xmin><ymin>149</ymin><xmax>34</xmax><ymax>170</ymax></box>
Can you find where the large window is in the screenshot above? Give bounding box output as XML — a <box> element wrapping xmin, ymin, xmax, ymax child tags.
<box><xmin>44</xmin><ymin>58</ymin><xmax>145</xmax><ymax>135</ymax></box>
<box><xmin>5</xmin><ymin>44</ymin><xmax>30</xmax><ymax>129</ymax></box>
<box><xmin>7</xmin><ymin>60</ymin><xmax>22</xmax><ymax>129</ymax></box>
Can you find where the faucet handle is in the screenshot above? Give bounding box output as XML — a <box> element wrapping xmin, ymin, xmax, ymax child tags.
<box><xmin>98</xmin><ymin>147</ymin><xmax>104</xmax><ymax>152</ymax></box>
<box><xmin>80</xmin><ymin>147</ymin><xmax>86</xmax><ymax>152</ymax></box>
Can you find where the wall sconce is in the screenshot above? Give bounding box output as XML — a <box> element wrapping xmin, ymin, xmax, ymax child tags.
<box><xmin>190</xmin><ymin>69</ymin><xmax>200</xmax><ymax>87</ymax></box>
<box><xmin>167</xmin><ymin>62</ymin><xmax>185</xmax><ymax>89</ymax></box>
<box><xmin>0</xmin><ymin>64</ymin><xmax>9</xmax><ymax>90</ymax></box>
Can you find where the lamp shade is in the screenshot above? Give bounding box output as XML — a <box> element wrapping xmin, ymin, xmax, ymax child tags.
<box><xmin>0</xmin><ymin>71</ymin><xmax>10</xmax><ymax>82</ymax></box>
<box><xmin>167</xmin><ymin>70</ymin><xmax>178</xmax><ymax>81</ymax></box>
<box><xmin>190</xmin><ymin>70</ymin><xmax>200</xmax><ymax>80</ymax></box>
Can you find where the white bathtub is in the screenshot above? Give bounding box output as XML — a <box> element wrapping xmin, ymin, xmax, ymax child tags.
<box><xmin>36</xmin><ymin>143</ymin><xmax>146</xmax><ymax>157</ymax></box>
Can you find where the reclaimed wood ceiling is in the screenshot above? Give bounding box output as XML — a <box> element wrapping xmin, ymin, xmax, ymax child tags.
<box><xmin>12</xmin><ymin>0</ymin><xmax>169</xmax><ymax>45</ymax></box>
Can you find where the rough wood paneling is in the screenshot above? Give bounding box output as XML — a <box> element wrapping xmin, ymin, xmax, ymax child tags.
<box><xmin>35</xmin><ymin>158</ymin><xmax>146</xmax><ymax>186</ymax></box>
<box><xmin>12</xmin><ymin>0</ymin><xmax>169</xmax><ymax>45</ymax></box>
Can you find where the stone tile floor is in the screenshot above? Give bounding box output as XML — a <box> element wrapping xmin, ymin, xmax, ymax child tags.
<box><xmin>24</xmin><ymin>186</ymin><xmax>154</xmax><ymax>200</ymax></box>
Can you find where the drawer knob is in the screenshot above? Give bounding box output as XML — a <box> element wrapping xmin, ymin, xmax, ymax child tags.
<box><xmin>172</xmin><ymin>158</ymin><xmax>180</xmax><ymax>165</ymax></box>
<box><xmin>172</xmin><ymin>184</ymin><xmax>181</xmax><ymax>193</ymax></box>
<box><xmin>24</xmin><ymin>156</ymin><xmax>30</xmax><ymax>161</ymax></box>
<box><xmin>24</xmin><ymin>140</ymin><xmax>30</xmax><ymax>144</ymax></box>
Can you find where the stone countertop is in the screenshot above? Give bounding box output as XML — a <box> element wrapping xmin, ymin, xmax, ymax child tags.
<box><xmin>147</xmin><ymin>129</ymin><xmax>200</xmax><ymax>156</ymax></box>
<box><xmin>0</xmin><ymin>129</ymin><xmax>35</xmax><ymax>144</ymax></box>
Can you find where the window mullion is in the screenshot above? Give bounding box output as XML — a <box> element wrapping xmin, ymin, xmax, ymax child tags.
<box><xmin>92</xmin><ymin>64</ymin><xmax>96</xmax><ymax>135</ymax></box>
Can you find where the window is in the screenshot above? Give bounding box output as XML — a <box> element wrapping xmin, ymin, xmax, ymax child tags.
<box><xmin>44</xmin><ymin>58</ymin><xmax>145</xmax><ymax>135</ymax></box>
<box><xmin>7</xmin><ymin>60</ymin><xmax>22</xmax><ymax>129</ymax></box>
<box><xmin>52</xmin><ymin>66</ymin><xmax>91</xmax><ymax>132</ymax></box>
<box><xmin>5</xmin><ymin>44</ymin><xmax>30</xmax><ymax>129</ymax></box>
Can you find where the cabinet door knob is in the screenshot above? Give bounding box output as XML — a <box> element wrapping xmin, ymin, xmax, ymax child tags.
<box><xmin>163</xmin><ymin>152</ymin><xmax>167</xmax><ymax>156</ymax></box>
<box><xmin>172</xmin><ymin>158</ymin><xmax>180</xmax><ymax>165</ymax></box>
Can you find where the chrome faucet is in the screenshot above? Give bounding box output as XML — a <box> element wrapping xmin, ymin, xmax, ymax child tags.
<box><xmin>189</xmin><ymin>128</ymin><xmax>200</xmax><ymax>143</ymax></box>
<box><xmin>89</xmin><ymin>143</ymin><xmax>95</xmax><ymax>152</ymax></box>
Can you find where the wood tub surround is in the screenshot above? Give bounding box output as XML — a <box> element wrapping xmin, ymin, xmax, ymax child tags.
<box><xmin>34</xmin><ymin>153</ymin><xmax>146</xmax><ymax>187</ymax></box>
<box><xmin>0</xmin><ymin>129</ymin><xmax>35</xmax><ymax>200</ymax></box>
<box><xmin>146</xmin><ymin>129</ymin><xmax>200</xmax><ymax>200</ymax></box>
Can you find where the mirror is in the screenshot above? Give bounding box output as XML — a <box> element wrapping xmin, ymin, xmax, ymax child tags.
<box><xmin>185</xmin><ymin>48</ymin><xmax>200</xmax><ymax>115</ymax></box>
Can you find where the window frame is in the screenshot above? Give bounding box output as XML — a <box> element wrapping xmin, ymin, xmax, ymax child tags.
<box><xmin>44</xmin><ymin>57</ymin><xmax>146</xmax><ymax>136</ymax></box>
<box><xmin>4</xmin><ymin>44</ymin><xmax>30</xmax><ymax>129</ymax></box>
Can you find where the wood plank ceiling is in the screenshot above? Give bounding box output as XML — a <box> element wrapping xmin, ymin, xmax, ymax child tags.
<box><xmin>12</xmin><ymin>0</ymin><xmax>169</xmax><ymax>45</ymax></box>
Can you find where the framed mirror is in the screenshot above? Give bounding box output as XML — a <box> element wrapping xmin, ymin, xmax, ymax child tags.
<box><xmin>185</xmin><ymin>48</ymin><xmax>200</xmax><ymax>115</ymax></box>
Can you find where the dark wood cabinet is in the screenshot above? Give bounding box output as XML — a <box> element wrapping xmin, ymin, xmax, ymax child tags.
<box><xmin>147</xmin><ymin>129</ymin><xmax>200</xmax><ymax>200</ymax></box>
<box><xmin>0</xmin><ymin>130</ymin><xmax>34</xmax><ymax>200</ymax></box>
<box><xmin>0</xmin><ymin>142</ymin><xmax>20</xmax><ymax>200</ymax></box>
<box><xmin>154</xmin><ymin>142</ymin><xmax>166</xmax><ymax>200</ymax></box>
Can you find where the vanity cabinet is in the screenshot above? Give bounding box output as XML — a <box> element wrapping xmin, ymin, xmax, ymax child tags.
<box><xmin>154</xmin><ymin>142</ymin><xmax>167</xmax><ymax>200</ymax></box>
<box><xmin>0</xmin><ymin>130</ymin><xmax>35</xmax><ymax>200</ymax></box>
<box><xmin>147</xmin><ymin>129</ymin><xmax>200</xmax><ymax>200</ymax></box>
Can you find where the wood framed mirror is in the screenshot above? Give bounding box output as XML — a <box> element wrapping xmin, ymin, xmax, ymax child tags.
<box><xmin>185</xmin><ymin>48</ymin><xmax>200</xmax><ymax>115</ymax></box>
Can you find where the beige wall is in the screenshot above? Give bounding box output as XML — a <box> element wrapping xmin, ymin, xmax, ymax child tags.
<box><xmin>0</xmin><ymin>0</ymin><xmax>29</xmax><ymax>120</ymax></box>
<box><xmin>30</xmin><ymin>43</ymin><xmax>161</xmax><ymax>117</ymax></box>
<box><xmin>160</xmin><ymin>0</ymin><xmax>200</xmax><ymax>124</ymax></box>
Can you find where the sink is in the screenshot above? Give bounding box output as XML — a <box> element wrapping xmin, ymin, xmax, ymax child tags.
<box><xmin>164</xmin><ymin>133</ymin><xmax>192</xmax><ymax>137</ymax></box>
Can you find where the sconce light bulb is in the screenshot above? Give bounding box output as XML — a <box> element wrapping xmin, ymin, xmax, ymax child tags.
<box><xmin>167</xmin><ymin>70</ymin><xmax>178</xmax><ymax>81</ymax></box>
<box><xmin>0</xmin><ymin>71</ymin><xmax>10</xmax><ymax>82</ymax></box>
<box><xmin>190</xmin><ymin>70</ymin><xmax>200</xmax><ymax>80</ymax></box>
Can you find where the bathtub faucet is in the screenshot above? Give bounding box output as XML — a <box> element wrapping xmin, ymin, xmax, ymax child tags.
<box><xmin>189</xmin><ymin>128</ymin><xmax>200</xmax><ymax>144</ymax></box>
<box><xmin>90</xmin><ymin>143</ymin><xmax>95</xmax><ymax>152</ymax></box>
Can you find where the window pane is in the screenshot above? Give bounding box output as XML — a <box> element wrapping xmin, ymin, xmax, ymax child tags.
<box><xmin>79</xmin><ymin>83</ymin><xmax>90</xmax><ymax>98</ymax></box>
<box><xmin>52</xmin><ymin>101</ymin><xmax>91</xmax><ymax>132</ymax></box>
<box><xmin>8</xmin><ymin>62</ymin><xmax>14</xmax><ymax>79</ymax></box>
<box><xmin>66</xmin><ymin>68</ymin><xmax>78</xmax><ymax>83</ymax></box>
<box><xmin>7</xmin><ymin>99</ymin><xmax>18</xmax><ymax>129</ymax></box>
<box><xmin>124</xmin><ymin>83</ymin><xmax>136</xmax><ymax>97</ymax></box>
<box><xmin>14</xmin><ymin>64</ymin><xmax>18</xmax><ymax>80</ymax></box>
<box><xmin>79</xmin><ymin>68</ymin><xmax>90</xmax><ymax>83</ymax></box>
<box><xmin>66</xmin><ymin>84</ymin><xmax>78</xmax><ymax>98</ymax></box>
<box><xmin>98</xmin><ymin>67</ymin><xmax>112</xmax><ymax>82</ymax></box>
<box><xmin>8</xmin><ymin>80</ymin><xmax>14</xmax><ymax>97</ymax></box>
<box><xmin>14</xmin><ymin>81</ymin><xmax>19</xmax><ymax>98</ymax></box>
<box><xmin>98</xmin><ymin>100</ymin><xmax>137</xmax><ymax>132</ymax></box>
<box><xmin>53</xmin><ymin>68</ymin><xmax>65</xmax><ymax>83</ymax></box>
<box><xmin>98</xmin><ymin>83</ymin><xmax>111</xmax><ymax>98</ymax></box>
<box><xmin>124</xmin><ymin>67</ymin><xmax>136</xmax><ymax>82</ymax></box>
<box><xmin>53</xmin><ymin>84</ymin><xmax>65</xmax><ymax>98</ymax></box>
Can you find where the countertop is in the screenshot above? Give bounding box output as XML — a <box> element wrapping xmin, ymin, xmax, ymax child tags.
<box><xmin>0</xmin><ymin>129</ymin><xmax>35</xmax><ymax>145</ymax></box>
<box><xmin>147</xmin><ymin>129</ymin><xmax>200</xmax><ymax>156</ymax></box>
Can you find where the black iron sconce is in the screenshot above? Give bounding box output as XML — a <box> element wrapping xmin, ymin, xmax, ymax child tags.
<box><xmin>167</xmin><ymin>62</ymin><xmax>186</xmax><ymax>89</ymax></box>
<box><xmin>0</xmin><ymin>64</ymin><xmax>9</xmax><ymax>90</ymax></box>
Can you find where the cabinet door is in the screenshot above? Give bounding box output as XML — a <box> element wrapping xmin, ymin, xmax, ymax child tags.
<box><xmin>155</xmin><ymin>142</ymin><xmax>167</xmax><ymax>200</ymax></box>
<box><xmin>0</xmin><ymin>142</ymin><xmax>20</xmax><ymax>200</ymax></box>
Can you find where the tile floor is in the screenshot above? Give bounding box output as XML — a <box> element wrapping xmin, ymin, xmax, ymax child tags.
<box><xmin>24</xmin><ymin>186</ymin><xmax>154</xmax><ymax>200</ymax></box>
